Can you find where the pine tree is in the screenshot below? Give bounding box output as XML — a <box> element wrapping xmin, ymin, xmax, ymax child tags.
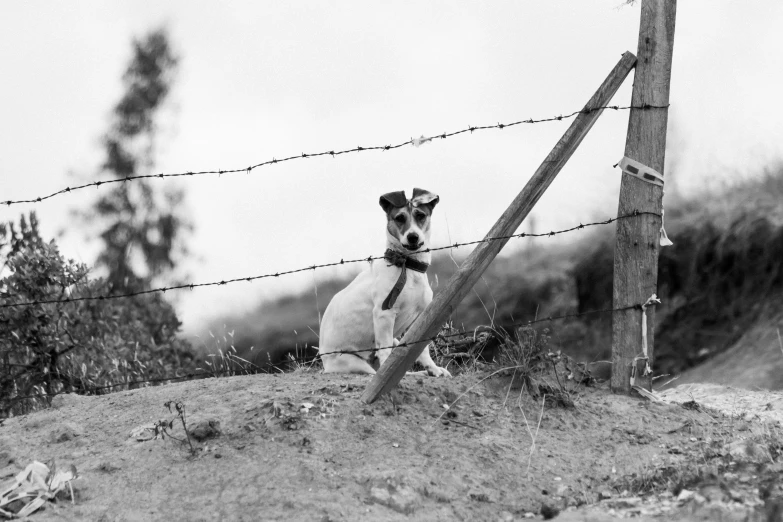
<box><xmin>88</xmin><ymin>28</ymin><xmax>190</xmax><ymax>292</ymax></box>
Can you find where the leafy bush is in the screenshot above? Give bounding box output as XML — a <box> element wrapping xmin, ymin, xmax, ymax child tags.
<box><xmin>1</xmin><ymin>213</ymin><xmax>196</xmax><ymax>417</ymax></box>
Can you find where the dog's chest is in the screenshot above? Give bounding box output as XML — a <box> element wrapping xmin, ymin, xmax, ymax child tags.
<box><xmin>393</xmin><ymin>273</ymin><xmax>430</xmax><ymax>331</ymax></box>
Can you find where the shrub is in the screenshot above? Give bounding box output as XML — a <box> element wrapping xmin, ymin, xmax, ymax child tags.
<box><xmin>0</xmin><ymin>213</ymin><xmax>196</xmax><ymax>417</ymax></box>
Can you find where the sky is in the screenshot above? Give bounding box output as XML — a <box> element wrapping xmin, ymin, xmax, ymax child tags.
<box><xmin>2</xmin><ymin>1</ymin><xmax>783</xmax><ymax>334</ymax></box>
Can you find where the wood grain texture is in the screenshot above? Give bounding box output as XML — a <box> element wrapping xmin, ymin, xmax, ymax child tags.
<box><xmin>362</xmin><ymin>51</ymin><xmax>638</xmax><ymax>404</ymax></box>
<box><xmin>611</xmin><ymin>0</ymin><xmax>676</xmax><ymax>393</ymax></box>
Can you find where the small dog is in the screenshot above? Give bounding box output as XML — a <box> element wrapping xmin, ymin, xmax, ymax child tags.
<box><xmin>318</xmin><ymin>188</ymin><xmax>451</xmax><ymax>377</ymax></box>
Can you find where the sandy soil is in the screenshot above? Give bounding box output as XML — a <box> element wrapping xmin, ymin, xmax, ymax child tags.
<box><xmin>1</xmin><ymin>371</ymin><xmax>782</xmax><ymax>521</ymax></box>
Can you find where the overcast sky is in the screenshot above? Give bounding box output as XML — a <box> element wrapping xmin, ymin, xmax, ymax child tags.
<box><xmin>2</xmin><ymin>1</ymin><xmax>782</xmax><ymax>334</ymax></box>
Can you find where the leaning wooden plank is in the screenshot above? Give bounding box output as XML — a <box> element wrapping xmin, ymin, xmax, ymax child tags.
<box><xmin>611</xmin><ymin>0</ymin><xmax>676</xmax><ymax>394</ymax></box>
<box><xmin>362</xmin><ymin>51</ymin><xmax>638</xmax><ymax>403</ymax></box>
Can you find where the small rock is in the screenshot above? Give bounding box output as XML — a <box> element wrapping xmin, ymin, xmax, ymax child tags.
<box><xmin>188</xmin><ymin>419</ymin><xmax>221</xmax><ymax>442</ymax></box>
<box><xmin>96</xmin><ymin>462</ymin><xmax>120</xmax><ymax>473</ymax></box>
<box><xmin>699</xmin><ymin>485</ymin><xmax>726</xmax><ymax>503</ymax></box>
<box><xmin>0</xmin><ymin>451</ymin><xmax>13</xmax><ymax>465</ymax></box>
<box><xmin>49</xmin><ymin>422</ymin><xmax>84</xmax><ymax>443</ymax></box>
<box><xmin>469</xmin><ymin>491</ymin><xmax>490</xmax><ymax>502</ymax></box>
<box><xmin>540</xmin><ymin>503</ymin><xmax>560</xmax><ymax>520</ymax></box>
<box><xmin>214</xmin><ymin>453</ymin><xmax>222</xmax><ymax>459</ymax></box>
<box><xmin>728</xmin><ymin>489</ymin><xmax>745</xmax><ymax>502</ymax></box>
<box><xmin>556</xmin><ymin>485</ymin><xmax>569</xmax><ymax>496</ymax></box>
<box><xmin>369</xmin><ymin>484</ymin><xmax>420</xmax><ymax>515</ymax></box>
<box><xmin>370</xmin><ymin>486</ymin><xmax>391</xmax><ymax>503</ymax></box>
<box><xmin>129</xmin><ymin>424</ymin><xmax>156</xmax><ymax>441</ymax></box>
<box><xmin>599</xmin><ymin>490</ymin><xmax>613</xmax><ymax>500</ymax></box>
<box><xmin>677</xmin><ymin>489</ymin><xmax>694</xmax><ymax>502</ymax></box>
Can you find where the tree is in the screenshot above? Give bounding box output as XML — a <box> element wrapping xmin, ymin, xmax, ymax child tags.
<box><xmin>85</xmin><ymin>28</ymin><xmax>190</xmax><ymax>293</ymax></box>
<box><xmin>0</xmin><ymin>211</ymin><xmax>196</xmax><ymax>416</ymax></box>
<box><xmin>0</xmin><ymin>212</ymin><xmax>44</xmax><ymax>278</ymax></box>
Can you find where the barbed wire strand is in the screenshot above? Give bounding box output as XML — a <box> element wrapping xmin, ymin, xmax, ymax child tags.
<box><xmin>1</xmin><ymin>300</ymin><xmax>646</xmax><ymax>406</ymax></box>
<box><xmin>0</xmin><ymin>211</ymin><xmax>660</xmax><ymax>309</ymax></box>
<box><xmin>2</xmin><ymin>104</ymin><xmax>668</xmax><ymax>207</ymax></box>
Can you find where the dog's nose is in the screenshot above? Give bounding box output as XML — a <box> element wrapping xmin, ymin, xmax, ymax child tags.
<box><xmin>407</xmin><ymin>232</ymin><xmax>419</xmax><ymax>245</ymax></box>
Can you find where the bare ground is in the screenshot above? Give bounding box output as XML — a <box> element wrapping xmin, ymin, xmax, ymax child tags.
<box><xmin>2</xmin><ymin>371</ymin><xmax>782</xmax><ymax>521</ymax></box>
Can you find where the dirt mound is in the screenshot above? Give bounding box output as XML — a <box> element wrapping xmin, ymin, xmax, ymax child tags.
<box><xmin>2</xmin><ymin>372</ymin><xmax>782</xmax><ymax>521</ymax></box>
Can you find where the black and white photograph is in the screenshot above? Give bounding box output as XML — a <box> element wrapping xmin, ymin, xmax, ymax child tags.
<box><xmin>2</xmin><ymin>1</ymin><xmax>783</xmax><ymax>520</ymax></box>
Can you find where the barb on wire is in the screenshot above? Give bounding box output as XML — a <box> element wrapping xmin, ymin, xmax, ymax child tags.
<box><xmin>0</xmin><ymin>211</ymin><xmax>660</xmax><ymax>309</ymax></box>
<box><xmin>2</xmin><ymin>104</ymin><xmax>668</xmax><ymax>207</ymax></box>
<box><xmin>1</xmin><ymin>299</ymin><xmax>647</xmax><ymax>407</ymax></box>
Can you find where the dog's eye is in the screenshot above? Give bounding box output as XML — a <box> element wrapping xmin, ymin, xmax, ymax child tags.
<box><xmin>414</xmin><ymin>213</ymin><xmax>426</xmax><ymax>221</ymax></box>
<box><xmin>394</xmin><ymin>215</ymin><xmax>406</xmax><ymax>223</ymax></box>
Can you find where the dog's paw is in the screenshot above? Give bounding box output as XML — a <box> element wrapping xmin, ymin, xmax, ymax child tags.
<box><xmin>427</xmin><ymin>365</ymin><xmax>452</xmax><ymax>378</ymax></box>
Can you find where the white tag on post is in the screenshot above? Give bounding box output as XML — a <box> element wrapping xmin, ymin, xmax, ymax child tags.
<box><xmin>660</xmin><ymin>208</ymin><xmax>673</xmax><ymax>247</ymax></box>
<box><xmin>617</xmin><ymin>156</ymin><xmax>664</xmax><ymax>187</ymax></box>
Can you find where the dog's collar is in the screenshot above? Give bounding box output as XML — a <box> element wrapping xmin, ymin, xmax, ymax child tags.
<box><xmin>384</xmin><ymin>248</ymin><xmax>429</xmax><ymax>273</ymax></box>
<box><xmin>381</xmin><ymin>249</ymin><xmax>429</xmax><ymax>311</ymax></box>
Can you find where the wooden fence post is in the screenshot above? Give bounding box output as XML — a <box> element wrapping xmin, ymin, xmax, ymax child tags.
<box><xmin>611</xmin><ymin>0</ymin><xmax>676</xmax><ymax>394</ymax></box>
<box><xmin>362</xmin><ymin>52</ymin><xmax>638</xmax><ymax>404</ymax></box>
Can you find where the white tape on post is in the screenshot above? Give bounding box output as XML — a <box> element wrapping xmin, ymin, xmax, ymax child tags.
<box><xmin>630</xmin><ymin>294</ymin><xmax>661</xmax><ymax>386</ymax></box>
<box><xmin>617</xmin><ymin>156</ymin><xmax>664</xmax><ymax>187</ymax></box>
<box><xmin>616</xmin><ymin>156</ymin><xmax>672</xmax><ymax>247</ymax></box>
<box><xmin>660</xmin><ymin>208</ymin><xmax>673</xmax><ymax>247</ymax></box>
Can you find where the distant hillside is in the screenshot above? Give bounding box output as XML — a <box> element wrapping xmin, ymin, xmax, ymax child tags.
<box><xmin>662</xmin><ymin>299</ymin><xmax>783</xmax><ymax>390</ymax></box>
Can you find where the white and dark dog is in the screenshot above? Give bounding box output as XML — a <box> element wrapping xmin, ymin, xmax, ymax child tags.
<box><xmin>318</xmin><ymin>188</ymin><xmax>451</xmax><ymax>377</ymax></box>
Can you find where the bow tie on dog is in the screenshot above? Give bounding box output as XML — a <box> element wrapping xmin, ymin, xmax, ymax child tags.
<box><xmin>317</xmin><ymin>188</ymin><xmax>451</xmax><ymax>377</ymax></box>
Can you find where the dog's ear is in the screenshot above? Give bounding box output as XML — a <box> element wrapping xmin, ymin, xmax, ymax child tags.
<box><xmin>379</xmin><ymin>191</ymin><xmax>408</xmax><ymax>214</ymax></box>
<box><xmin>411</xmin><ymin>188</ymin><xmax>439</xmax><ymax>211</ymax></box>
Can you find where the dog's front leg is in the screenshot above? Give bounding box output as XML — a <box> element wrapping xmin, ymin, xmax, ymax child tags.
<box><xmin>372</xmin><ymin>306</ymin><xmax>397</xmax><ymax>368</ymax></box>
<box><xmin>415</xmin><ymin>343</ymin><xmax>452</xmax><ymax>377</ymax></box>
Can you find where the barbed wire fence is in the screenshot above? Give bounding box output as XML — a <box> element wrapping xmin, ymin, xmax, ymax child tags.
<box><xmin>2</xmin><ymin>104</ymin><xmax>665</xmax><ymax>207</ymax></box>
<box><xmin>1</xmin><ymin>103</ymin><xmax>669</xmax><ymax>411</ymax></box>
